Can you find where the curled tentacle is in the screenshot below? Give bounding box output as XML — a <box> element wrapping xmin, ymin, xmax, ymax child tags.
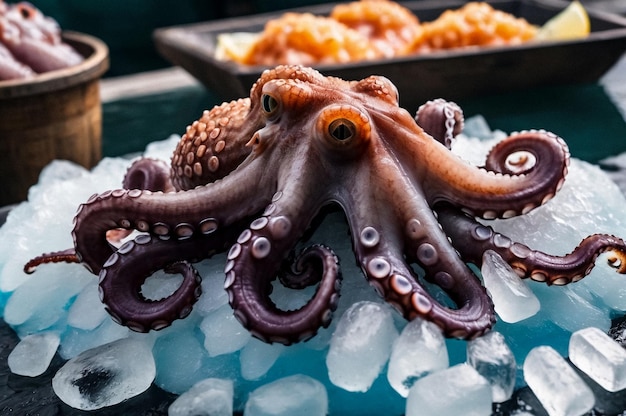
<box><xmin>98</xmin><ymin>235</ymin><xmax>202</xmax><ymax>332</ymax></box>
<box><xmin>369</xmin><ymin>105</ymin><xmax>571</xmax><ymax>220</ymax></box>
<box><xmin>98</xmin><ymin>213</ymin><xmax>250</xmax><ymax>332</ymax></box>
<box><xmin>437</xmin><ymin>205</ymin><xmax>626</xmax><ymax>285</ymax></box>
<box><xmin>123</xmin><ymin>158</ymin><xmax>175</xmax><ymax>193</ymax></box>
<box><xmin>415</xmin><ymin>98</ymin><xmax>464</xmax><ymax>149</ymax></box>
<box><xmin>428</xmin><ymin>130</ymin><xmax>570</xmax><ymax>219</ymax></box>
<box><xmin>279</xmin><ymin>247</ymin><xmax>332</xmax><ymax>289</ymax></box>
<box><xmin>225</xmin><ymin>199</ymin><xmax>341</xmax><ymax>345</ymax></box>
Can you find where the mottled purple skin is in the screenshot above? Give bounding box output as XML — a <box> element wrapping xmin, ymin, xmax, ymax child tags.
<box><xmin>25</xmin><ymin>65</ymin><xmax>626</xmax><ymax>343</ymax></box>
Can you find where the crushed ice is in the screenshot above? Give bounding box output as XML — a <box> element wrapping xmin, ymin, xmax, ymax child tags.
<box><xmin>1</xmin><ymin>118</ymin><xmax>626</xmax><ymax>413</ymax></box>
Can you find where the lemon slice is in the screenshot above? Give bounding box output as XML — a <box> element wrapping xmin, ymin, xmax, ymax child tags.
<box><xmin>536</xmin><ymin>1</ymin><xmax>590</xmax><ymax>41</ymax></box>
<box><xmin>215</xmin><ymin>32</ymin><xmax>260</xmax><ymax>63</ymax></box>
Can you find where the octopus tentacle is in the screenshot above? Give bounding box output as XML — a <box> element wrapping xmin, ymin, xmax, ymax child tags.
<box><xmin>278</xmin><ymin>248</ymin><xmax>330</xmax><ymax>290</ymax></box>
<box><xmin>226</xmin><ymin>217</ymin><xmax>341</xmax><ymax>344</ymax></box>
<box><xmin>343</xmin><ymin>157</ymin><xmax>494</xmax><ymax>339</ymax></box>
<box><xmin>430</xmin><ymin>130</ymin><xmax>570</xmax><ymax>219</ymax></box>
<box><xmin>98</xmin><ymin>235</ymin><xmax>203</xmax><ymax>333</ymax></box>
<box><xmin>368</xmin><ymin>106</ymin><xmax>570</xmax><ymax>219</ymax></box>
<box><xmin>24</xmin><ymin>248</ymin><xmax>79</xmax><ymax>273</ymax></box>
<box><xmin>225</xmin><ymin>182</ymin><xmax>341</xmax><ymax>345</ymax></box>
<box><xmin>351</xmin><ymin>211</ymin><xmax>494</xmax><ymax>339</ymax></box>
<box><xmin>437</xmin><ymin>205</ymin><xmax>626</xmax><ymax>285</ymax></box>
<box><xmin>415</xmin><ymin>98</ymin><xmax>464</xmax><ymax>149</ymax></box>
<box><xmin>72</xmin><ymin>156</ymin><xmax>276</xmax><ymax>274</ymax></box>
<box><xmin>123</xmin><ymin>158</ymin><xmax>176</xmax><ymax>193</ymax></box>
<box><xmin>98</xmin><ymin>212</ymin><xmax>250</xmax><ymax>332</ymax></box>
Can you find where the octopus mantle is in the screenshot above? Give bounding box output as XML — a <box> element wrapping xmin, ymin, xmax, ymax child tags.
<box><xmin>26</xmin><ymin>65</ymin><xmax>626</xmax><ymax>344</ymax></box>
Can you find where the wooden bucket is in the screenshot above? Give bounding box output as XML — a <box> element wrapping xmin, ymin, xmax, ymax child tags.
<box><xmin>0</xmin><ymin>32</ymin><xmax>109</xmax><ymax>206</ymax></box>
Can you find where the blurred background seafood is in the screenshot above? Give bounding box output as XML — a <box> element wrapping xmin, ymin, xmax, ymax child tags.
<box><xmin>0</xmin><ymin>0</ymin><xmax>83</xmax><ymax>80</ymax></box>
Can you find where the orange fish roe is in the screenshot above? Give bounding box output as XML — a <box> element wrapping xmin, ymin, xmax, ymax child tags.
<box><xmin>412</xmin><ymin>2</ymin><xmax>537</xmax><ymax>52</ymax></box>
<box><xmin>330</xmin><ymin>0</ymin><xmax>423</xmax><ymax>57</ymax></box>
<box><xmin>242</xmin><ymin>12</ymin><xmax>379</xmax><ymax>66</ymax></box>
<box><xmin>232</xmin><ymin>1</ymin><xmax>540</xmax><ymax>66</ymax></box>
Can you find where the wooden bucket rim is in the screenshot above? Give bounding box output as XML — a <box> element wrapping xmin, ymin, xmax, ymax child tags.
<box><xmin>0</xmin><ymin>31</ymin><xmax>109</xmax><ymax>99</ymax></box>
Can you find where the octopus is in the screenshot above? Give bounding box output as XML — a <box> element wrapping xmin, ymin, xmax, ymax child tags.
<box><xmin>0</xmin><ymin>0</ymin><xmax>83</xmax><ymax>81</ymax></box>
<box><xmin>25</xmin><ymin>65</ymin><xmax>626</xmax><ymax>344</ymax></box>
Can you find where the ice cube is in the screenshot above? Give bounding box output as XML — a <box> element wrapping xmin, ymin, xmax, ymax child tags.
<box><xmin>167</xmin><ymin>378</ymin><xmax>234</xmax><ymax>416</ymax></box>
<box><xmin>467</xmin><ymin>331</ymin><xmax>516</xmax><ymax>402</ymax></box>
<box><xmin>199</xmin><ymin>304</ymin><xmax>251</xmax><ymax>357</ymax></box>
<box><xmin>569</xmin><ymin>326</ymin><xmax>626</xmax><ymax>392</ymax></box>
<box><xmin>326</xmin><ymin>301</ymin><xmax>398</xmax><ymax>392</ymax></box>
<box><xmin>4</xmin><ymin>266</ymin><xmax>91</xmax><ymax>335</ymax></box>
<box><xmin>386</xmin><ymin>318</ymin><xmax>449</xmax><ymax>397</ymax></box>
<box><xmin>240</xmin><ymin>337</ymin><xmax>285</xmax><ymax>381</ymax></box>
<box><xmin>141</xmin><ymin>269</ymin><xmax>183</xmax><ymax>301</ymax></box>
<box><xmin>59</xmin><ymin>318</ymin><xmax>130</xmax><ymax>359</ymax></box>
<box><xmin>244</xmin><ymin>374</ymin><xmax>328</xmax><ymax>416</ymax></box>
<box><xmin>532</xmin><ymin>284</ymin><xmax>611</xmax><ymax>333</ymax></box>
<box><xmin>8</xmin><ymin>332</ymin><xmax>60</xmax><ymax>377</ymax></box>
<box><xmin>153</xmin><ymin>323</ymin><xmax>209</xmax><ymax>395</ymax></box>
<box><xmin>67</xmin><ymin>281</ymin><xmax>108</xmax><ymax>330</ymax></box>
<box><xmin>405</xmin><ymin>363</ymin><xmax>492</xmax><ymax>416</ymax></box>
<box><xmin>523</xmin><ymin>345</ymin><xmax>594</xmax><ymax>416</ymax></box>
<box><xmin>52</xmin><ymin>337</ymin><xmax>155</xmax><ymax>410</ymax></box>
<box><xmin>481</xmin><ymin>250</ymin><xmax>540</xmax><ymax>323</ymax></box>
<box><xmin>193</xmin><ymin>256</ymin><xmax>229</xmax><ymax>316</ymax></box>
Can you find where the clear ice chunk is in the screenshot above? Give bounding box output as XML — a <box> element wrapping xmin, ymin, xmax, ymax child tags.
<box><xmin>59</xmin><ymin>318</ymin><xmax>130</xmax><ymax>360</ymax></box>
<box><xmin>523</xmin><ymin>345</ymin><xmax>594</xmax><ymax>416</ymax></box>
<box><xmin>167</xmin><ymin>378</ymin><xmax>234</xmax><ymax>416</ymax></box>
<box><xmin>569</xmin><ymin>326</ymin><xmax>626</xmax><ymax>392</ymax></box>
<box><xmin>67</xmin><ymin>281</ymin><xmax>108</xmax><ymax>330</ymax></box>
<box><xmin>8</xmin><ymin>332</ymin><xmax>60</xmax><ymax>377</ymax></box>
<box><xmin>240</xmin><ymin>337</ymin><xmax>285</xmax><ymax>381</ymax></box>
<box><xmin>481</xmin><ymin>250</ymin><xmax>540</xmax><ymax>323</ymax></box>
<box><xmin>141</xmin><ymin>269</ymin><xmax>183</xmax><ymax>301</ymax></box>
<box><xmin>193</xmin><ymin>256</ymin><xmax>229</xmax><ymax>316</ymax></box>
<box><xmin>467</xmin><ymin>331</ymin><xmax>516</xmax><ymax>403</ymax></box>
<box><xmin>532</xmin><ymin>284</ymin><xmax>611</xmax><ymax>333</ymax></box>
<box><xmin>52</xmin><ymin>337</ymin><xmax>155</xmax><ymax>410</ymax></box>
<box><xmin>386</xmin><ymin>318</ymin><xmax>449</xmax><ymax>397</ymax></box>
<box><xmin>153</xmin><ymin>325</ymin><xmax>208</xmax><ymax>395</ymax></box>
<box><xmin>4</xmin><ymin>267</ymin><xmax>91</xmax><ymax>334</ymax></box>
<box><xmin>244</xmin><ymin>374</ymin><xmax>328</xmax><ymax>416</ymax></box>
<box><xmin>405</xmin><ymin>363</ymin><xmax>492</xmax><ymax>416</ymax></box>
<box><xmin>199</xmin><ymin>304</ymin><xmax>251</xmax><ymax>357</ymax></box>
<box><xmin>326</xmin><ymin>301</ymin><xmax>398</xmax><ymax>392</ymax></box>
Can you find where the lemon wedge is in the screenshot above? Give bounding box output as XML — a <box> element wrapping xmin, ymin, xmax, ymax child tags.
<box><xmin>215</xmin><ymin>32</ymin><xmax>260</xmax><ymax>63</ymax></box>
<box><xmin>536</xmin><ymin>1</ymin><xmax>590</xmax><ymax>41</ymax></box>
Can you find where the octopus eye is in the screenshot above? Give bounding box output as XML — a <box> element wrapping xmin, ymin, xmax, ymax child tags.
<box><xmin>261</xmin><ymin>94</ymin><xmax>279</xmax><ymax>116</ymax></box>
<box><xmin>328</xmin><ymin>119</ymin><xmax>356</xmax><ymax>142</ymax></box>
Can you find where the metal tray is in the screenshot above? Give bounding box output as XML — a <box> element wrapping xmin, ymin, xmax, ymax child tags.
<box><xmin>153</xmin><ymin>0</ymin><xmax>626</xmax><ymax>109</ymax></box>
